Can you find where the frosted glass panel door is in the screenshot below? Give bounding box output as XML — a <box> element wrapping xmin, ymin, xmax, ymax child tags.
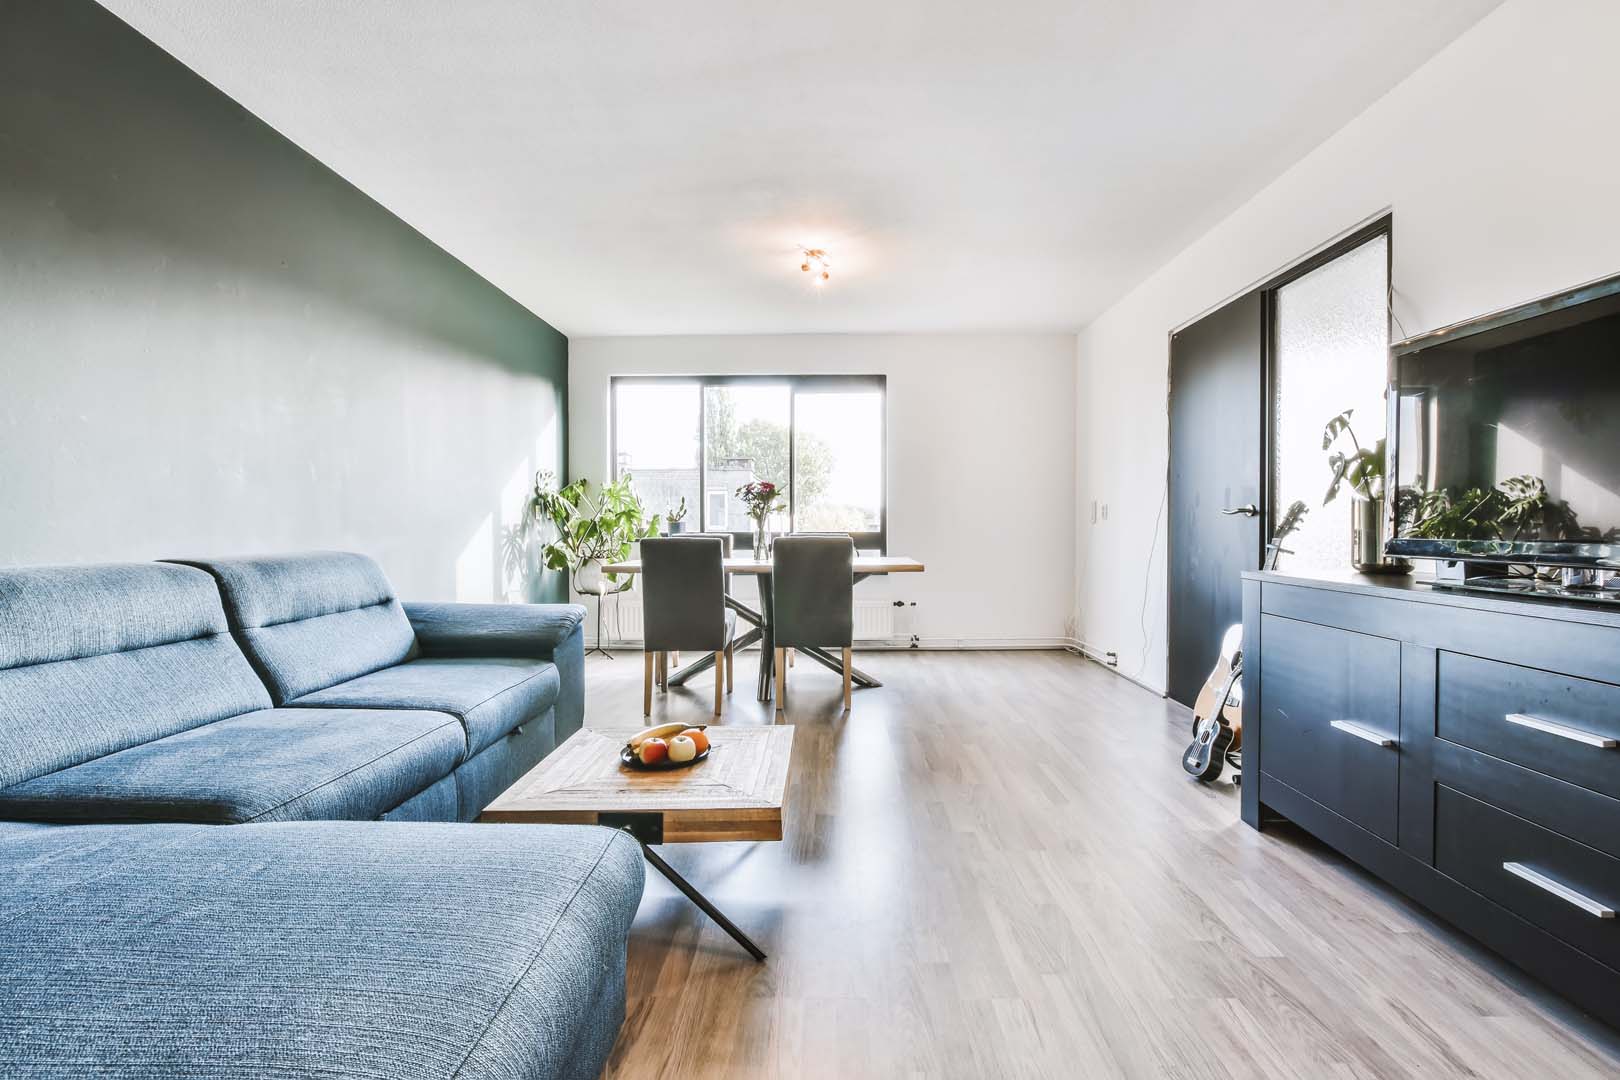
<box><xmin>1272</xmin><ymin>234</ymin><xmax>1389</xmax><ymax>573</ymax></box>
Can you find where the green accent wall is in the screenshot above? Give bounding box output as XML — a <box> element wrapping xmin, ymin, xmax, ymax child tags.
<box><xmin>1</xmin><ymin>1</ymin><xmax>568</xmax><ymax>603</ymax></box>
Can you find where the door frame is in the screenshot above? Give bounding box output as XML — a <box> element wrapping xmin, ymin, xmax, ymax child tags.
<box><xmin>1258</xmin><ymin>215</ymin><xmax>1392</xmax><ymax>543</ymax></box>
<box><xmin>1162</xmin><ymin>214</ymin><xmax>1392</xmax><ymax>697</ymax></box>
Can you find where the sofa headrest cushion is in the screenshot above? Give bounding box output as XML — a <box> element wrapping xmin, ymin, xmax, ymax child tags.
<box><xmin>166</xmin><ymin>551</ymin><xmax>398</xmax><ymax>629</ymax></box>
<box><xmin>0</xmin><ymin>562</ymin><xmax>228</xmax><ymax>670</ymax></box>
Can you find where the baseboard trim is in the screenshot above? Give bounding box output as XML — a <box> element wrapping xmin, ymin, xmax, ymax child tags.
<box><xmin>583</xmin><ymin>633</ymin><xmax>1170</xmax><ymax>695</ymax></box>
<box><xmin>586</xmin><ymin>636</ymin><xmax>1078</xmax><ymax>652</ymax></box>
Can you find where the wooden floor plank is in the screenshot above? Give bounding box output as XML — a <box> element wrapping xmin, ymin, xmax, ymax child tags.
<box><xmin>586</xmin><ymin>649</ymin><xmax>1620</xmax><ymax>1079</ymax></box>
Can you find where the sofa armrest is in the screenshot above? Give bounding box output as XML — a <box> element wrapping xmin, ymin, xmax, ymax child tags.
<box><xmin>405</xmin><ymin>602</ymin><xmax>587</xmax><ymax>746</ymax></box>
<box><xmin>403</xmin><ymin>602</ymin><xmax>587</xmax><ymax>661</ymax></box>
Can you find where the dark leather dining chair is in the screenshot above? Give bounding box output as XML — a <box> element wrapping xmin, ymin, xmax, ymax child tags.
<box><xmin>681</xmin><ymin>530</ymin><xmax>734</xmax><ymax>590</ymax></box>
<box><xmin>659</xmin><ymin>531</ymin><xmax>735</xmax><ymax>689</ymax></box>
<box><xmin>779</xmin><ymin>532</ymin><xmax>851</xmax><ymax>670</ymax></box>
<box><xmin>641</xmin><ymin>537</ymin><xmax>735</xmax><ymax>716</ymax></box>
<box><xmin>770</xmin><ymin>535</ymin><xmax>855</xmax><ymax>712</ymax></box>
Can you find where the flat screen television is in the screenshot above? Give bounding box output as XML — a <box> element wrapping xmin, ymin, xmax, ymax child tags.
<box><xmin>1387</xmin><ymin>274</ymin><xmax>1620</xmax><ymax>570</ymax></box>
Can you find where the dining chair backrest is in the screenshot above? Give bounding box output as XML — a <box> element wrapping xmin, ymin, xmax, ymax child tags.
<box><xmin>771</xmin><ymin>535</ymin><xmax>854</xmax><ymax>649</ymax></box>
<box><xmin>641</xmin><ymin>537</ymin><xmax>727</xmax><ymax>651</ymax></box>
<box><xmin>677</xmin><ymin>530</ymin><xmax>734</xmax><ymax>555</ymax></box>
<box><xmin>678</xmin><ymin>531</ymin><xmax>734</xmax><ymax>589</ymax></box>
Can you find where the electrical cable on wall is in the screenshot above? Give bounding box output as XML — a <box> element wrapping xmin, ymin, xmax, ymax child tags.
<box><xmin>1133</xmin><ymin>484</ymin><xmax>1168</xmax><ymax>681</ymax></box>
<box><xmin>1389</xmin><ymin>281</ymin><xmax>1413</xmax><ymax>341</ymax></box>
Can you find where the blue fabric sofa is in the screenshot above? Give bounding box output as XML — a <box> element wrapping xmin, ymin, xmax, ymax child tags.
<box><xmin>0</xmin><ymin>820</ymin><xmax>643</xmax><ymax>1079</ymax></box>
<box><xmin>0</xmin><ymin>552</ymin><xmax>585</xmax><ymax>824</ymax></box>
<box><xmin>0</xmin><ymin>554</ymin><xmax>643</xmax><ymax>1080</ymax></box>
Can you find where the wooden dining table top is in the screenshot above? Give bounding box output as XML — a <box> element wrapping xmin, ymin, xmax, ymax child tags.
<box><xmin>602</xmin><ymin>554</ymin><xmax>924</xmax><ymax>575</ymax></box>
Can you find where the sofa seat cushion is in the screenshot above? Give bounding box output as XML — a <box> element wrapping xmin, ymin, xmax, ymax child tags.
<box><xmin>291</xmin><ymin>657</ymin><xmax>561</xmax><ymax>760</ymax></box>
<box><xmin>0</xmin><ymin>708</ymin><xmax>464</xmax><ymax>824</ymax></box>
<box><xmin>0</xmin><ymin>820</ymin><xmax>645</xmax><ymax>1080</ymax></box>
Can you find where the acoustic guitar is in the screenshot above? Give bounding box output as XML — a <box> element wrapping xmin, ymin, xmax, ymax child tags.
<box><xmin>1182</xmin><ymin>625</ymin><xmax>1243</xmax><ymax>780</ymax></box>
<box><xmin>1181</xmin><ymin>500</ymin><xmax>1307</xmax><ymax>782</ymax></box>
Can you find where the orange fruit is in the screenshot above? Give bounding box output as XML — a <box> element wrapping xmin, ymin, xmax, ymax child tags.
<box><xmin>680</xmin><ymin>728</ymin><xmax>710</xmax><ymax>755</ymax></box>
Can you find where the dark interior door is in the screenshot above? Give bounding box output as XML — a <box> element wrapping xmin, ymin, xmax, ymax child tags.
<box><xmin>1167</xmin><ymin>292</ymin><xmax>1263</xmax><ymax>707</ymax></box>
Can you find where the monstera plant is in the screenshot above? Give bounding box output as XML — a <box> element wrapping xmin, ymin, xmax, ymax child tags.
<box><xmin>1321</xmin><ymin>409</ymin><xmax>1385</xmax><ymax>505</ymax></box>
<box><xmin>510</xmin><ymin>471</ymin><xmax>661</xmax><ymax>594</ymax></box>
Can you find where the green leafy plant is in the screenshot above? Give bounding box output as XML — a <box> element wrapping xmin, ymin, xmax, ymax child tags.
<box><xmin>1396</xmin><ymin>474</ymin><xmax>1584</xmax><ymax>542</ymax></box>
<box><xmin>1397</xmin><ymin>485</ymin><xmax>1501</xmax><ymax>541</ymax></box>
<box><xmin>1322</xmin><ymin>410</ymin><xmax>1385</xmax><ymax>505</ymax></box>
<box><xmin>667</xmin><ymin>496</ymin><xmax>688</xmax><ymax>526</ymax></box>
<box><xmin>513</xmin><ymin>471</ymin><xmax>661</xmax><ymax>587</ymax></box>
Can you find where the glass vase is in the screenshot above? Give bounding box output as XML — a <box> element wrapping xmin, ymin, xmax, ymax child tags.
<box><xmin>752</xmin><ymin>518</ymin><xmax>771</xmax><ymax>561</ymax></box>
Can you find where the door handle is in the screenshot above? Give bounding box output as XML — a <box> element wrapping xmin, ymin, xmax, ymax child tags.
<box><xmin>1330</xmin><ymin>720</ymin><xmax>1396</xmax><ymax>747</ymax></box>
<box><xmin>1220</xmin><ymin>504</ymin><xmax>1259</xmax><ymax>517</ymax></box>
<box><xmin>1503</xmin><ymin>862</ymin><xmax>1615</xmax><ymax>918</ymax></box>
<box><xmin>1505</xmin><ymin>713</ymin><xmax>1617</xmax><ymax>748</ymax></box>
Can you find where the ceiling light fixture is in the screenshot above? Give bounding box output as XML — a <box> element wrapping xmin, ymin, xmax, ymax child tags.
<box><xmin>800</xmin><ymin>248</ymin><xmax>831</xmax><ymax>285</ymax></box>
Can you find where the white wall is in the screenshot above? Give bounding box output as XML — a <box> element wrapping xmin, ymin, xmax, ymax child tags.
<box><xmin>571</xmin><ymin>334</ymin><xmax>1076</xmax><ymax>645</ymax></box>
<box><xmin>1075</xmin><ymin>0</ymin><xmax>1620</xmax><ymax>693</ymax></box>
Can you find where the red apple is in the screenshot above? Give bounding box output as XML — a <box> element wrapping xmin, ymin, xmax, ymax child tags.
<box><xmin>638</xmin><ymin>738</ymin><xmax>669</xmax><ymax>765</ymax></box>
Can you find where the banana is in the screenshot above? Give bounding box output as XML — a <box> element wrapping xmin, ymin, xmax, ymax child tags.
<box><xmin>627</xmin><ymin>722</ymin><xmax>687</xmax><ymax>750</ymax></box>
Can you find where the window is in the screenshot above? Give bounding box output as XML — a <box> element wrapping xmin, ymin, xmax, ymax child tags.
<box><xmin>612</xmin><ymin>374</ymin><xmax>886</xmax><ymax>551</ymax></box>
<box><xmin>612</xmin><ymin>382</ymin><xmax>699</xmax><ymax>528</ymax></box>
<box><xmin>705</xmin><ymin>382</ymin><xmax>790</xmax><ymax>533</ymax></box>
<box><xmin>1269</xmin><ymin>228</ymin><xmax>1390</xmax><ymax>573</ymax></box>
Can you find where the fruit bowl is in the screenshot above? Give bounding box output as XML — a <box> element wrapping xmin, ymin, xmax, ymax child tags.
<box><xmin>620</xmin><ymin>723</ymin><xmax>712</xmax><ymax>771</ymax></box>
<box><xmin>619</xmin><ymin>742</ymin><xmax>711</xmax><ymax>771</ymax></box>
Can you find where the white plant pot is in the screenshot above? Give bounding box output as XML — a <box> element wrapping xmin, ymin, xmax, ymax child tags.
<box><xmin>574</xmin><ymin>560</ymin><xmax>604</xmax><ymax>595</ymax></box>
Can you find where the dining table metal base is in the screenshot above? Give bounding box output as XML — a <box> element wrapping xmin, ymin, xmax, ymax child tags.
<box><xmin>660</xmin><ymin>572</ymin><xmax>881</xmax><ymax>701</ymax></box>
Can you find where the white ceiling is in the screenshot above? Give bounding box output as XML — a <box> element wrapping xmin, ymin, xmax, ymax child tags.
<box><xmin>100</xmin><ymin>1</ymin><xmax>1499</xmax><ymax>337</ymax></box>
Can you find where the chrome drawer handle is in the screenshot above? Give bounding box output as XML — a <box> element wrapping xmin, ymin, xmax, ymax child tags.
<box><xmin>1504</xmin><ymin>713</ymin><xmax>1617</xmax><ymax>749</ymax></box>
<box><xmin>1503</xmin><ymin>862</ymin><xmax>1616</xmax><ymax>919</ymax></box>
<box><xmin>1329</xmin><ymin>720</ymin><xmax>1395</xmax><ymax>747</ymax></box>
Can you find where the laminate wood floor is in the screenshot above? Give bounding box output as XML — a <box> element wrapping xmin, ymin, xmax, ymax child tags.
<box><xmin>587</xmin><ymin>649</ymin><xmax>1620</xmax><ymax>1079</ymax></box>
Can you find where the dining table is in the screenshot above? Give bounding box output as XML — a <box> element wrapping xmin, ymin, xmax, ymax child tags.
<box><xmin>600</xmin><ymin>554</ymin><xmax>925</xmax><ymax>701</ymax></box>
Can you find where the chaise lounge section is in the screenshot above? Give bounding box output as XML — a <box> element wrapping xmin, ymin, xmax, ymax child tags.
<box><xmin>0</xmin><ymin>819</ymin><xmax>643</xmax><ymax>1079</ymax></box>
<box><xmin>0</xmin><ymin>554</ymin><xmax>639</xmax><ymax>1080</ymax></box>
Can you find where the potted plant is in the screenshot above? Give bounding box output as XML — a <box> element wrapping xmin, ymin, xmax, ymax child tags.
<box><xmin>519</xmin><ymin>470</ymin><xmax>662</xmax><ymax>594</ymax></box>
<box><xmin>1322</xmin><ymin>409</ymin><xmax>1407</xmax><ymax>574</ymax></box>
<box><xmin>736</xmin><ymin>480</ymin><xmax>786</xmax><ymax>559</ymax></box>
<box><xmin>666</xmin><ymin>496</ymin><xmax>688</xmax><ymax>534</ymax></box>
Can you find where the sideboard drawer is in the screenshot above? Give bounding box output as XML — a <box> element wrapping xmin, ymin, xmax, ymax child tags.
<box><xmin>1436</xmin><ymin>786</ymin><xmax>1620</xmax><ymax>971</ymax></box>
<box><xmin>1260</xmin><ymin>614</ymin><xmax>1402</xmax><ymax>842</ymax></box>
<box><xmin>1438</xmin><ymin>652</ymin><xmax>1620</xmax><ymax>801</ymax></box>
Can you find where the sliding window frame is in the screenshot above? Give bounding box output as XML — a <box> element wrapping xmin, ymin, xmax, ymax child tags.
<box><xmin>610</xmin><ymin>373</ymin><xmax>888</xmax><ymax>554</ymax></box>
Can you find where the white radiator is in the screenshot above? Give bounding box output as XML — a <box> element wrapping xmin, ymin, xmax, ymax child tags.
<box><xmin>853</xmin><ymin>600</ymin><xmax>896</xmax><ymax>641</ymax></box>
<box><xmin>604</xmin><ymin>594</ymin><xmax>643</xmax><ymax>644</ymax></box>
<box><xmin>593</xmin><ymin>596</ymin><xmax>896</xmax><ymax>644</ymax></box>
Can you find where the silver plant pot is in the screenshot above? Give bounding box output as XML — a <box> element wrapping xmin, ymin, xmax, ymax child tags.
<box><xmin>1350</xmin><ymin>496</ymin><xmax>1412</xmax><ymax>574</ymax></box>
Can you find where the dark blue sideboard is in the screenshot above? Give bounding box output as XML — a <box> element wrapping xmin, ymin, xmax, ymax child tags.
<box><xmin>1242</xmin><ymin>570</ymin><xmax>1620</xmax><ymax>1028</ymax></box>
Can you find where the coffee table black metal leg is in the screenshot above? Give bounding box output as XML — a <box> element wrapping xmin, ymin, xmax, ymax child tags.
<box><xmin>641</xmin><ymin>843</ymin><xmax>767</xmax><ymax>962</ymax></box>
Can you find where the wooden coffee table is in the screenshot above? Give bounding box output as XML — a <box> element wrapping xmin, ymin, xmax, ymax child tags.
<box><xmin>480</xmin><ymin>724</ymin><xmax>794</xmax><ymax>961</ymax></box>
